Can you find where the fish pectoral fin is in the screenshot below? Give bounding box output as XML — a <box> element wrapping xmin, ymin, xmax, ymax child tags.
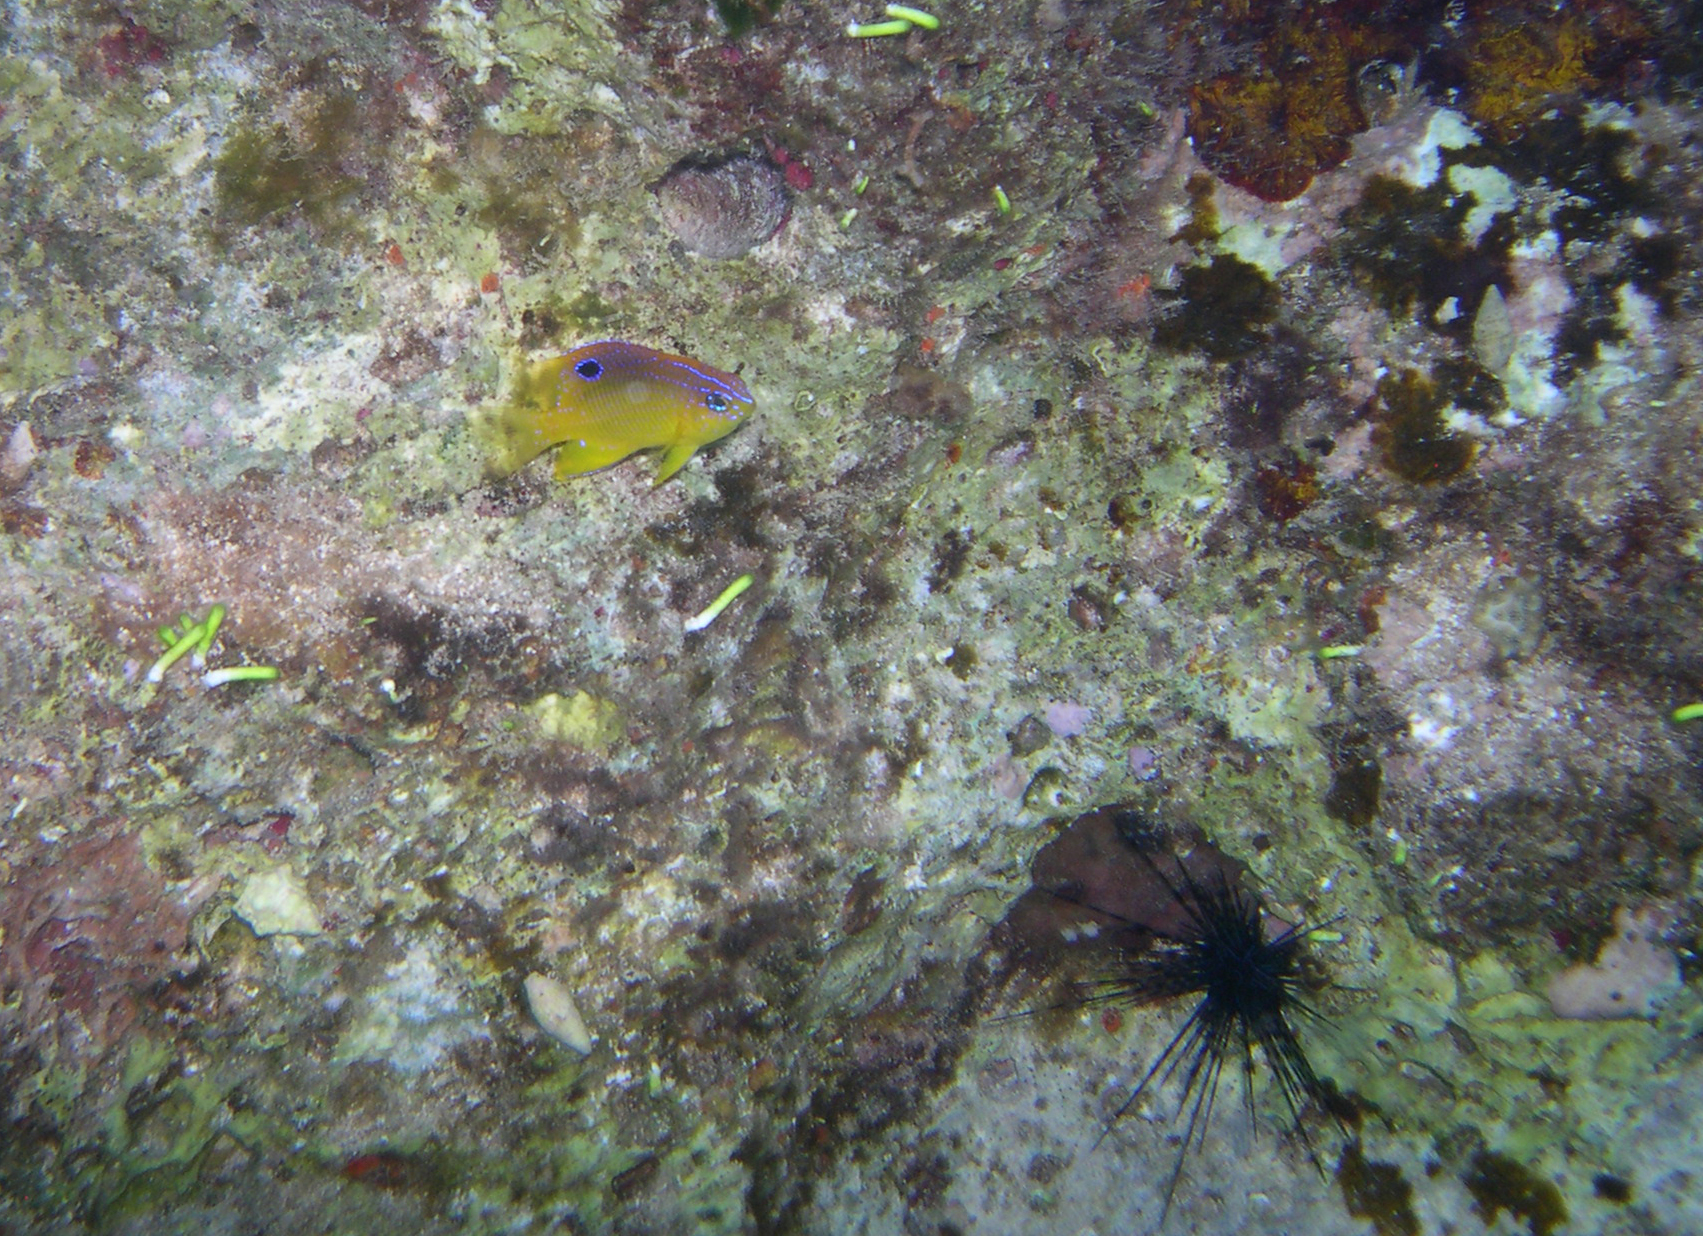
<box><xmin>552</xmin><ymin>440</ymin><xmax>638</xmax><ymax>479</ymax></box>
<box><xmin>652</xmin><ymin>443</ymin><xmax>698</xmax><ymax>484</ymax></box>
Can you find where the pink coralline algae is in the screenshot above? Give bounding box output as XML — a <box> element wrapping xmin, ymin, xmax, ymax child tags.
<box><xmin>1126</xmin><ymin>745</ymin><xmax>1162</xmax><ymax>780</ymax></box>
<box><xmin>1043</xmin><ymin>700</ymin><xmax>1093</xmax><ymax>738</ymax></box>
<box><xmin>1548</xmin><ymin>904</ymin><xmax>1682</xmax><ymax>1020</ymax></box>
<box><xmin>652</xmin><ymin>152</ymin><xmax>790</xmax><ymax>260</ymax></box>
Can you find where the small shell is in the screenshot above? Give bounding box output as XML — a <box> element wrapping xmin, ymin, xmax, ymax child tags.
<box><xmin>1471</xmin><ymin>285</ymin><xmax>1515</xmax><ymax>374</ymax></box>
<box><xmin>523</xmin><ymin>972</ymin><xmax>594</xmax><ymax>1054</ymax></box>
<box><xmin>652</xmin><ymin>153</ymin><xmax>789</xmax><ymax>260</ymax></box>
<box><xmin>1</xmin><ymin>421</ymin><xmax>37</xmax><ymax>488</ymax></box>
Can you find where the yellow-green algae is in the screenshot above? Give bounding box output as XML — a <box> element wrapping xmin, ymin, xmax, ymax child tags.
<box><xmin>528</xmin><ymin>689</ymin><xmax>625</xmax><ymax>752</ymax></box>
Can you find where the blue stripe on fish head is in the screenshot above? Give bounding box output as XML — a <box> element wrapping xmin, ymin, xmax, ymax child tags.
<box><xmin>654</xmin><ymin>357</ymin><xmax>753</xmax><ymax>424</ymax></box>
<box><xmin>562</xmin><ymin>341</ymin><xmax>751</xmax><ymax>424</ymax></box>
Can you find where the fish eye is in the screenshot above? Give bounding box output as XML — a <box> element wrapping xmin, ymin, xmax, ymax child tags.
<box><xmin>706</xmin><ymin>392</ymin><xmax>729</xmax><ymax>413</ymax></box>
<box><xmin>574</xmin><ymin>358</ymin><xmax>604</xmax><ymax>380</ymax></box>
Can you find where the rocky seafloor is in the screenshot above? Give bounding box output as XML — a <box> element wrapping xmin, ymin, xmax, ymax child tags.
<box><xmin>3</xmin><ymin>0</ymin><xmax>1703</xmax><ymax>1232</ymax></box>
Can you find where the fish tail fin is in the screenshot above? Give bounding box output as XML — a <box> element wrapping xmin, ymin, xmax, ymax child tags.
<box><xmin>485</xmin><ymin>357</ymin><xmax>569</xmax><ymax>478</ymax></box>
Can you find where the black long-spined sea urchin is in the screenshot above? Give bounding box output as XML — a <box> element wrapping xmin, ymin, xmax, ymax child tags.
<box><xmin>992</xmin><ymin>807</ymin><xmax>1345</xmax><ymax>1228</ymax></box>
<box><xmin>1078</xmin><ymin>856</ymin><xmax>1339</xmax><ymax>1224</ymax></box>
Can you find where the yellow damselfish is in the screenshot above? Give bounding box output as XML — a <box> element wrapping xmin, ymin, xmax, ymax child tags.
<box><xmin>490</xmin><ymin>340</ymin><xmax>754</xmax><ymax>484</ymax></box>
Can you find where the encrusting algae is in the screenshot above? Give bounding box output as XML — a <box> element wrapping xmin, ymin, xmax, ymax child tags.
<box><xmin>488</xmin><ymin>340</ymin><xmax>754</xmax><ymax>484</ymax></box>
